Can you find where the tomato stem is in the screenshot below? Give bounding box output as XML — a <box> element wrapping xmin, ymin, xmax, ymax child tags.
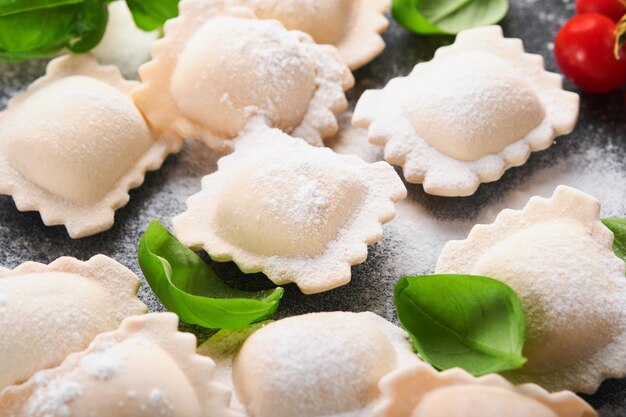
<box><xmin>615</xmin><ymin>14</ymin><xmax>626</xmax><ymax>59</ymax></box>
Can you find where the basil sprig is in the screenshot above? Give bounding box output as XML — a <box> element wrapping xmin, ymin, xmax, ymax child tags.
<box><xmin>395</xmin><ymin>274</ymin><xmax>526</xmax><ymax>376</ymax></box>
<box><xmin>138</xmin><ymin>220</ymin><xmax>284</xmax><ymax>330</ymax></box>
<box><xmin>392</xmin><ymin>0</ymin><xmax>509</xmax><ymax>35</ymax></box>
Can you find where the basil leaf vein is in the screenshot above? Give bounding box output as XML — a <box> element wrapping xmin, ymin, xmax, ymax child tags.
<box><xmin>138</xmin><ymin>220</ymin><xmax>284</xmax><ymax>330</ymax></box>
<box><xmin>394</xmin><ymin>274</ymin><xmax>526</xmax><ymax>376</ymax></box>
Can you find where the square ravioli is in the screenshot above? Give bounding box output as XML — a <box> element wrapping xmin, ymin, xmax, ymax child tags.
<box><xmin>133</xmin><ymin>0</ymin><xmax>354</xmax><ymax>151</ymax></box>
<box><xmin>0</xmin><ymin>54</ymin><xmax>182</xmax><ymax>238</ymax></box>
<box><xmin>353</xmin><ymin>26</ymin><xmax>580</xmax><ymax>197</ymax></box>
<box><xmin>173</xmin><ymin>123</ymin><xmax>407</xmax><ymax>294</ymax></box>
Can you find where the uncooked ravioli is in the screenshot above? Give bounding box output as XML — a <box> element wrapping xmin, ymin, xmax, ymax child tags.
<box><xmin>133</xmin><ymin>0</ymin><xmax>353</xmax><ymax>150</ymax></box>
<box><xmin>0</xmin><ymin>313</ymin><xmax>240</xmax><ymax>417</ymax></box>
<box><xmin>229</xmin><ymin>0</ymin><xmax>390</xmax><ymax>69</ymax></box>
<box><xmin>0</xmin><ymin>255</ymin><xmax>146</xmax><ymax>392</ymax></box>
<box><xmin>353</xmin><ymin>26</ymin><xmax>579</xmax><ymax>197</ymax></box>
<box><xmin>436</xmin><ymin>185</ymin><xmax>626</xmax><ymax>393</ymax></box>
<box><xmin>172</xmin><ymin>123</ymin><xmax>406</xmax><ymax>294</ymax></box>
<box><xmin>370</xmin><ymin>363</ymin><xmax>596</xmax><ymax>417</ymax></box>
<box><xmin>231</xmin><ymin>312</ymin><xmax>420</xmax><ymax>417</ymax></box>
<box><xmin>0</xmin><ymin>54</ymin><xmax>181</xmax><ymax>238</ymax></box>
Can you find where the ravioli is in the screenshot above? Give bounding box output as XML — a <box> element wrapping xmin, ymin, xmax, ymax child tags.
<box><xmin>436</xmin><ymin>186</ymin><xmax>626</xmax><ymax>393</ymax></box>
<box><xmin>232</xmin><ymin>312</ymin><xmax>420</xmax><ymax>417</ymax></box>
<box><xmin>0</xmin><ymin>54</ymin><xmax>182</xmax><ymax>238</ymax></box>
<box><xmin>133</xmin><ymin>0</ymin><xmax>354</xmax><ymax>150</ymax></box>
<box><xmin>173</xmin><ymin>124</ymin><xmax>406</xmax><ymax>294</ymax></box>
<box><xmin>371</xmin><ymin>363</ymin><xmax>596</xmax><ymax>417</ymax></box>
<box><xmin>353</xmin><ymin>26</ymin><xmax>579</xmax><ymax>196</ymax></box>
<box><xmin>0</xmin><ymin>313</ymin><xmax>239</xmax><ymax>417</ymax></box>
<box><xmin>229</xmin><ymin>0</ymin><xmax>390</xmax><ymax>69</ymax></box>
<box><xmin>0</xmin><ymin>255</ymin><xmax>146</xmax><ymax>392</ymax></box>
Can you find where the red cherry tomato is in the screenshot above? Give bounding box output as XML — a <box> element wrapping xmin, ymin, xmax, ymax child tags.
<box><xmin>576</xmin><ymin>0</ymin><xmax>626</xmax><ymax>22</ymax></box>
<box><xmin>554</xmin><ymin>13</ymin><xmax>626</xmax><ymax>93</ymax></box>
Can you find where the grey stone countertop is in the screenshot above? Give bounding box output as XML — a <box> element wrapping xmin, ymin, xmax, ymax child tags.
<box><xmin>1</xmin><ymin>0</ymin><xmax>625</xmax><ymax>414</ymax></box>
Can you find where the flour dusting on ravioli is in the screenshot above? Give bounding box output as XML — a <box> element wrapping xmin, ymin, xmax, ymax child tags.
<box><xmin>173</xmin><ymin>123</ymin><xmax>406</xmax><ymax>294</ymax></box>
<box><xmin>229</xmin><ymin>0</ymin><xmax>390</xmax><ymax>70</ymax></box>
<box><xmin>371</xmin><ymin>363</ymin><xmax>596</xmax><ymax>417</ymax></box>
<box><xmin>353</xmin><ymin>26</ymin><xmax>579</xmax><ymax>197</ymax></box>
<box><xmin>133</xmin><ymin>0</ymin><xmax>353</xmax><ymax>150</ymax></box>
<box><xmin>0</xmin><ymin>313</ymin><xmax>240</xmax><ymax>417</ymax></box>
<box><xmin>0</xmin><ymin>255</ymin><xmax>146</xmax><ymax>393</ymax></box>
<box><xmin>436</xmin><ymin>186</ymin><xmax>626</xmax><ymax>393</ymax></box>
<box><xmin>0</xmin><ymin>54</ymin><xmax>182</xmax><ymax>238</ymax></box>
<box><xmin>228</xmin><ymin>312</ymin><xmax>419</xmax><ymax>417</ymax></box>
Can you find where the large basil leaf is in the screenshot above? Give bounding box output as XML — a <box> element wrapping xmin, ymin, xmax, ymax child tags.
<box><xmin>126</xmin><ymin>0</ymin><xmax>178</xmax><ymax>31</ymax></box>
<box><xmin>602</xmin><ymin>217</ymin><xmax>626</xmax><ymax>268</ymax></box>
<box><xmin>0</xmin><ymin>0</ymin><xmax>110</xmax><ymax>61</ymax></box>
<box><xmin>0</xmin><ymin>0</ymin><xmax>82</xmax><ymax>16</ymax></box>
<box><xmin>393</xmin><ymin>0</ymin><xmax>509</xmax><ymax>35</ymax></box>
<box><xmin>0</xmin><ymin>5</ymin><xmax>79</xmax><ymax>60</ymax></box>
<box><xmin>395</xmin><ymin>274</ymin><xmax>526</xmax><ymax>376</ymax></box>
<box><xmin>138</xmin><ymin>220</ymin><xmax>284</xmax><ymax>330</ymax></box>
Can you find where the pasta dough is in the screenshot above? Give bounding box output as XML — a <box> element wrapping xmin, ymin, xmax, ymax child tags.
<box><xmin>0</xmin><ymin>313</ymin><xmax>239</xmax><ymax>417</ymax></box>
<box><xmin>436</xmin><ymin>186</ymin><xmax>626</xmax><ymax>393</ymax></box>
<box><xmin>229</xmin><ymin>0</ymin><xmax>390</xmax><ymax>69</ymax></box>
<box><xmin>0</xmin><ymin>54</ymin><xmax>181</xmax><ymax>238</ymax></box>
<box><xmin>232</xmin><ymin>312</ymin><xmax>420</xmax><ymax>417</ymax></box>
<box><xmin>0</xmin><ymin>255</ymin><xmax>146</xmax><ymax>392</ymax></box>
<box><xmin>371</xmin><ymin>363</ymin><xmax>596</xmax><ymax>417</ymax></box>
<box><xmin>173</xmin><ymin>124</ymin><xmax>406</xmax><ymax>294</ymax></box>
<box><xmin>133</xmin><ymin>0</ymin><xmax>353</xmax><ymax>150</ymax></box>
<box><xmin>353</xmin><ymin>26</ymin><xmax>579</xmax><ymax>196</ymax></box>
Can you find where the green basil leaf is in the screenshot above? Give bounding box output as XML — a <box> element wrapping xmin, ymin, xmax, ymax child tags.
<box><xmin>138</xmin><ymin>220</ymin><xmax>284</xmax><ymax>330</ymax></box>
<box><xmin>0</xmin><ymin>0</ymin><xmax>110</xmax><ymax>61</ymax></box>
<box><xmin>0</xmin><ymin>5</ymin><xmax>79</xmax><ymax>60</ymax></box>
<box><xmin>395</xmin><ymin>274</ymin><xmax>526</xmax><ymax>376</ymax></box>
<box><xmin>198</xmin><ymin>321</ymin><xmax>270</xmax><ymax>358</ymax></box>
<box><xmin>0</xmin><ymin>0</ymin><xmax>82</xmax><ymax>16</ymax></box>
<box><xmin>392</xmin><ymin>0</ymin><xmax>509</xmax><ymax>35</ymax></box>
<box><xmin>126</xmin><ymin>0</ymin><xmax>178</xmax><ymax>31</ymax></box>
<box><xmin>68</xmin><ymin>0</ymin><xmax>109</xmax><ymax>53</ymax></box>
<box><xmin>602</xmin><ymin>218</ymin><xmax>626</xmax><ymax>268</ymax></box>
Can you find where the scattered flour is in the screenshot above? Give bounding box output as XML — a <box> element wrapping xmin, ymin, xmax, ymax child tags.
<box><xmin>26</xmin><ymin>377</ymin><xmax>83</xmax><ymax>417</ymax></box>
<box><xmin>329</xmin><ymin>138</ymin><xmax>626</xmax><ymax>282</ymax></box>
<box><xmin>149</xmin><ymin>389</ymin><xmax>175</xmax><ymax>416</ymax></box>
<box><xmin>80</xmin><ymin>351</ymin><xmax>122</xmax><ymax>381</ymax></box>
<box><xmin>327</xmin><ymin>111</ymin><xmax>381</xmax><ymax>163</ymax></box>
<box><xmin>0</xmin><ymin>292</ymin><xmax>7</xmax><ymax>307</ymax></box>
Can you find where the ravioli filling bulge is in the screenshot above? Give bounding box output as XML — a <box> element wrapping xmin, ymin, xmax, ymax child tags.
<box><xmin>170</xmin><ymin>17</ymin><xmax>317</xmax><ymax>138</ymax></box>
<box><xmin>407</xmin><ymin>51</ymin><xmax>545</xmax><ymax>162</ymax></box>
<box><xmin>2</xmin><ymin>75</ymin><xmax>154</xmax><ymax>205</ymax></box>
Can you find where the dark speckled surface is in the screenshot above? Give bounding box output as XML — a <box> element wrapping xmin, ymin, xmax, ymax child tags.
<box><xmin>1</xmin><ymin>0</ymin><xmax>625</xmax><ymax>414</ymax></box>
